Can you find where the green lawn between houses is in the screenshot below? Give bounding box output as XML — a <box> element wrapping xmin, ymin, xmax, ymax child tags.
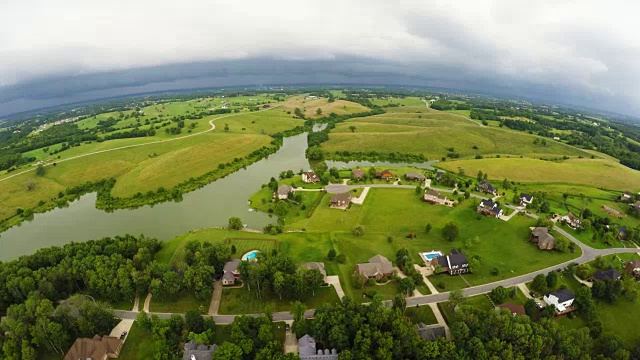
<box><xmin>117</xmin><ymin>322</ymin><xmax>154</xmax><ymax>360</ymax></box>
<box><xmin>218</xmin><ymin>285</ymin><xmax>340</xmax><ymax>315</ymax></box>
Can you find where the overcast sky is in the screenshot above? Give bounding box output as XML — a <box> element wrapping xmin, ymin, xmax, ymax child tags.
<box><xmin>1</xmin><ymin>0</ymin><xmax>639</xmax><ymax>118</ymax></box>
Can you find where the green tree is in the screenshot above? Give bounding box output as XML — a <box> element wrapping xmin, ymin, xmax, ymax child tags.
<box><xmin>531</xmin><ymin>274</ymin><xmax>547</xmax><ymax>292</ymax></box>
<box><xmin>392</xmin><ymin>294</ymin><xmax>407</xmax><ymax>313</ymax></box>
<box><xmin>398</xmin><ymin>277</ymin><xmax>415</xmax><ymax>296</ymax></box>
<box><xmin>327</xmin><ymin>249</ymin><xmax>336</xmax><ymax>260</ymax></box>
<box><xmin>35</xmin><ymin>164</ymin><xmax>45</xmax><ymax>176</ymax></box>
<box><xmin>442</xmin><ymin>222</ymin><xmax>459</xmax><ymax>241</ymax></box>
<box><xmin>425</xmin><ymin>223</ymin><xmax>432</xmax><ymax>233</ymax></box>
<box><xmin>349</xmin><ymin>125</ymin><xmax>356</xmax><ymax>132</ymax></box>
<box><xmin>228</xmin><ymin>216</ymin><xmax>243</xmax><ymax>230</ymax></box>
<box><xmin>352</xmin><ymin>225</ymin><xmax>365</xmax><ymax>236</ymax></box>
<box><xmin>489</xmin><ymin>286</ymin><xmax>509</xmax><ymax>304</ymax></box>
<box><xmin>275</xmin><ymin>201</ymin><xmax>288</xmax><ymax>217</ymax></box>
<box><xmin>546</xmin><ymin>271</ymin><xmax>558</xmax><ymax>289</ymax></box>
<box><xmin>316</xmin><ymin>108</ymin><xmax>322</xmax><ymax>115</ymax></box>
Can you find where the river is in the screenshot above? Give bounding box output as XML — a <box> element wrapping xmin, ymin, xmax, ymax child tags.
<box><xmin>0</xmin><ymin>128</ymin><xmax>436</xmax><ymax>260</ymax></box>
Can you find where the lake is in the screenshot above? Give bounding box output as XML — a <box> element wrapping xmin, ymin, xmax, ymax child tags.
<box><xmin>0</xmin><ymin>129</ymin><xmax>438</xmax><ymax>260</ymax></box>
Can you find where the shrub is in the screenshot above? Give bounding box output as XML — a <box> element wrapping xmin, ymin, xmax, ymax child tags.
<box><xmin>352</xmin><ymin>225</ymin><xmax>365</xmax><ymax>236</ymax></box>
<box><xmin>335</xmin><ymin>254</ymin><xmax>347</xmax><ymax>264</ymax></box>
<box><xmin>327</xmin><ymin>249</ymin><xmax>337</xmax><ymax>260</ymax></box>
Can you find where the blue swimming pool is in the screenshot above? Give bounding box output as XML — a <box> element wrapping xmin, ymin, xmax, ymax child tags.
<box><xmin>420</xmin><ymin>251</ymin><xmax>443</xmax><ymax>262</ymax></box>
<box><xmin>242</xmin><ymin>250</ymin><xmax>260</xmax><ymax>261</ymax></box>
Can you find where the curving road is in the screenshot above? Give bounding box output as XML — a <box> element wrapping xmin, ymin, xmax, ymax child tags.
<box><xmin>114</xmin><ymin>185</ymin><xmax>639</xmax><ymax>323</ymax></box>
<box><xmin>0</xmin><ymin>106</ymin><xmax>280</xmax><ymax>184</ymax></box>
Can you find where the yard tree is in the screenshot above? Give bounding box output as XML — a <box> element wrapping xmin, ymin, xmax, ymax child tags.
<box><xmin>329</xmin><ymin>167</ymin><xmax>339</xmax><ymax>178</ymax></box>
<box><xmin>185</xmin><ymin>310</ymin><xmax>205</xmax><ymax>334</ymax></box>
<box><xmin>305</xmin><ymin>146</ymin><xmax>324</xmax><ymax>160</ymax></box>
<box><xmin>546</xmin><ymin>271</ymin><xmax>558</xmax><ymax>288</ymax></box>
<box><xmin>532</xmin><ymin>274</ymin><xmax>547</xmax><ymax>292</ymax></box>
<box><xmin>468</xmin><ymin>257</ymin><xmax>480</xmax><ymax>273</ymax></box>
<box><xmin>442</xmin><ymin>222</ymin><xmax>459</xmax><ymax>241</ymax></box>
<box><xmin>555</xmin><ymin>237</ymin><xmax>569</xmax><ymax>252</ymax></box>
<box><xmin>398</xmin><ymin>277</ymin><xmax>416</xmax><ymax>296</ymax></box>
<box><xmin>415</xmin><ymin>185</ymin><xmax>422</xmax><ymax>195</ymax></box>
<box><xmin>349</xmin><ymin>125</ymin><xmax>357</xmax><ymax>132</ymax></box>
<box><xmin>35</xmin><ymin>164</ymin><xmax>45</xmax><ymax>176</ymax></box>
<box><xmin>502</xmin><ymin>178</ymin><xmax>512</xmax><ymax>190</ymax></box>
<box><xmin>395</xmin><ymin>248</ymin><xmax>411</xmax><ymax>268</ymax></box>
<box><xmin>368</xmin><ymin>166</ymin><xmax>377</xmax><ymax>178</ymax></box>
<box><xmin>273</xmin><ymin>271</ymin><xmax>286</xmax><ymax>300</ymax></box>
<box><xmin>524</xmin><ymin>299</ymin><xmax>537</xmax><ymax>319</ymax></box>
<box><xmin>228</xmin><ymin>216</ymin><xmax>243</xmax><ymax>230</ymax></box>
<box><xmin>540</xmin><ymin>304</ymin><xmax>556</xmax><ymax>319</ymax></box>
<box><xmin>477</xmin><ymin>170</ymin><xmax>484</xmax><ymax>181</ymax></box>
<box><xmin>540</xmin><ymin>201</ymin><xmax>551</xmax><ymax>213</ymax></box>
<box><xmin>448</xmin><ymin>289</ymin><xmax>465</xmax><ymax>309</ymax></box>
<box><xmin>275</xmin><ymin>201</ymin><xmax>288</xmax><ymax>217</ymax></box>
<box><xmin>574</xmin><ymin>286</ymin><xmax>597</xmax><ymax>318</ymax></box>
<box><xmin>490</xmin><ymin>286</ymin><xmax>509</xmax><ymax>304</ymax></box>
<box><xmin>425</xmin><ymin>223</ymin><xmax>432</xmax><ymax>233</ymax></box>
<box><xmin>327</xmin><ymin>248</ymin><xmax>336</xmax><ymax>260</ymax></box>
<box><xmin>464</xmin><ymin>190</ymin><xmax>471</xmax><ymax>199</ymax></box>
<box><xmin>352</xmin><ymin>225</ymin><xmax>365</xmax><ymax>236</ymax></box>
<box><xmin>392</xmin><ymin>294</ymin><xmax>407</xmax><ymax>312</ymax></box>
<box><xmin>316</xmin><ymin>108</ymin><xmax>322</xmax><ymax>115</ymax></box>
<box><xmin>304</xmin><ymin>269</ymin><xmax>325</xmax><ymax>296</ymax></box>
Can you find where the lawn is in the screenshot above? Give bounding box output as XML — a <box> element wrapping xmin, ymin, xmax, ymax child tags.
<box><xmin>213</xmin><ymin>321</ymin><xmax>286</xmax><ymax>344</ymax></box>
<box><xmin>149</xmin><ymin>292</ymin><xmax>209</xmax><ymax>314</ymax></box>
<box><xmin>437</xmin><ymin>157</ymin><xmax>640</xmax><ymax>191</ymax></box>
<box><xmin>249</xmin><ymin>181</ymin><xmax>324</xmax><ymax>226</ymax></box>
<box><xmin>294</xmin><ymin>188</ymin><xmax>580</xmax><ymax>290</ymax></box>
<box><xmin>218</xmin><ymin>285</ymin><xmax>340</xmax><ymax>315</ymax></box>
<box><xmin>118</xmin><ymin>322</ymin><xmax>154</xmax><ymax>360</ymax></box>
<box><xmin>405</xmin><ymin>305</ymin><xmax>438</xmax><ymax>325</ymax></box>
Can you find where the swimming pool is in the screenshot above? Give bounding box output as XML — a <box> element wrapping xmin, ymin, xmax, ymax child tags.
<box><xmin>242</xmin><ymin>250</ymin><xmax>260</xmax><ymax>261</ymax></box>
<box><xmin>419</xmin><ymin>251</ymin><xmax>443</xmax><ymax>264</ymax></box>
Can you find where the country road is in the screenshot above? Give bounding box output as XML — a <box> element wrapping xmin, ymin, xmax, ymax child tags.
<box><xmin>0</xmin><ymin>106</ymin><xmax>280</xmax><ymax>184</ymax></box>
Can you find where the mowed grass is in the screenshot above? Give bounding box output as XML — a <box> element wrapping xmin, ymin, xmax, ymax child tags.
<box><xmin>321</xmin><ymin>107</ymin><xmax>591</xmax><ymax>160</ymax></box>
<box><xmin>218</xmin><ymin>285</ymin><xmax>340</xmax><ymax>315</ymax></box>
<box><xmin>294</xmin><ymin>188</ymin><xmax>579</xmax><ymax>290</ymax></box>
<box><xmin>149</xmin><ymin>292</ymin><xmax>210</xmax><ymax>314</ymax></box>
<box><xmin>438</xmin><ymin>157</ymin><xmax>640</xmax><ymax>191</ymax></box>
<box><xmin>117</xmin><ymin>322</ymin><xmax>153</xmax><ymax>360</ymax></box>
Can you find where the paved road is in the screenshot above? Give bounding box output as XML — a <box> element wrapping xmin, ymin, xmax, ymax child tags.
<box><xmin>0</xmin><ymin>106</ymin><xmax>280</xmax><ymax>184</ymax></box>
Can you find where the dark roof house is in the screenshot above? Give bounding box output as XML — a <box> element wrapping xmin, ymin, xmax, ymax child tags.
<box><xmin>330</xmin><ymin>193</ymin><xmax>352</xmax><ymax>208</ymax></box>
<box><xmin>183</xmin><ymin>340</ymin><xmax>218</xmax><ymax>360</ymax></box>
<box><xmin>416</xmin><ymin>323</ymin><xmax>446</xmax><ymax>341</ymax></box>
<box><xmin>432</xmin><ymin>250</ymin><xmax>469</xmax><ymax>275</ymax></box>
<box><xmin>593</xmin><ymin>268</ymin><xmax>621</xmax><ymax>281</ymax></box>
<box><xmin>477</xmin><ymin>181</ymin><xmax>498</xmax><ymax>195</ymax></box>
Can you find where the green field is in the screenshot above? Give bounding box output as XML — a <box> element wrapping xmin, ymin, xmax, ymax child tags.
<box><xmin>218</xmin><ymin>285</ymin><xmax>340</xmax><ymax>315</ymax></box>
<box><xmin>149</xmin><ymin>292</ymin><xmax>209</xmax><ymax>314</ymax></box>
<box><xmin>321</xmin><ymin>104</ymin><xmax>593</xmax><ymax>160</ymax></box>
<box><xmin>118</xmin><ymin>322</ymin><xmax>154</xmax><ymax>360</ymax></box>
<box><xmin>438</xmin><ymin>157</ymin><xmax>640</xmax><ymax>191</ymax></box>
<box><xmin>404</xmin><ymin>305</ymin><xmax>438</xmax><ymax>325</ymax></box>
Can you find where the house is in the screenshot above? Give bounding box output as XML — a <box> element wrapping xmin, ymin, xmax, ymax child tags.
<box><xmin>416</xmin><ymin>323</ymin><xmax>446</xmax><ymax>341</ymax></box>
<box><xmin>617</xmin><ymin>226</ymin><xmax>627</xmax><ymax>240</ymax></box>
<box><xmin>477</xmin><ymin>199</ymin><xmax>503</xmax><ymax>217</ymax></box>
<box><xmin>543</xmin><ymin>289</ymin><xmax>575</xmax><ymax>313</ymax></box>
<box><xmin>620</xmin><ymin>191</ymin><xmax>633</xmax><ymax>202</ymax></box>
<box><xmin>355</xmin><ymin>254</ymin><xmax>394</xmax><ymax>280</ymax></box>
<box><xmin>497</xmin><ymin>303</ymin><xmax>526</xmax><ymax>316</ymax></box>
<box><xmin>302</xmin><ymin>171</ymin><xmax>319</xmax><ymax>184</ymax></box>
<box><xmin>263</xmin><ymin>104</ymin><xmax>270</xmax><ymax>108</ymax></box>
<box><xmin>529</xmin><ymin>227</ymin><xmax>556</xmax><ymax>250</ymax></box>
<box><xmin>477</xmin><ymin>181</ymin><xmax>498</xmax><ymax>196</ymax></box>
<box><xmin>376</xmin><ymin>170</ymin><xmax>394</xmax><ymax>180</ymax></box>
<box><xmin>405</xmin><ymin>172</ymin><xmax>426</xmax><ymax>181</ymax></box>
<box><xmin>222</xmin><ymin>259</ymin><xmax>241</xmax><ymax>285</ymax></box>
<box><xmin>298</xmin><ymin>334</ymin><xmax>338</xmax><ymax>360</ymax></box>
<box><xmin>221</xmin><ymin>103</ymin><xmax>229</xmax><ymax>109</ymax></box>
<box><xmin>63</xmin><ymin>335</ymin><xmax>123</xmax><ymax>360</ymax></box>
<box><xmin>277</xmin><ymin>184</ymin><xmax>293</xmax><ymax>200</ymax></box>
<box><xmin>352</xmin><ymin>169</ymin><xmax>365</xmax><ymax>180</ymax></box>
<box><xmin>183</xmin><ymin>340</ymin><xmax>218</xmax><ymax>360</ymax></box>
<box><xmin>592</xmin><ymin>268</ymin><xmax>621</xmax><ymax>281</ymax></box>
<box><xmin>330</xmin><ymin>193</ymin><xmax>352</xmax><ymax>209</ymax></box>
<box><xmin>435</xmin><ymin>170</ymin><xmax>445</xmax><ymax>181</ymax></box>
<box><xmin>625</xmin><ymin>260</ymin><xmax>640</xmax><ymax>279</ymax></box>
<box><xmin>519</xmin><ymin>193</ymin><xmax>533</xmax><ymax>207</ymax></box>
<box><xmin>561</xmin><ymin>212</ymin><xmax>581</xmax><ymax>229</ymax></box>
<box><xmin>431</xmin><ymin>249</ymin><xmax>469</xmax><ymax>275</ymax></box>
<box><xmin>423</xmin><ymin>189</ymin><xmax>452</xmax><ymax>206</ymax></box>
<box><xmin>305</xmin><ymin>95</ymin><xmax>319</xmax><ymax>100</ymax></box>
<box><xmin>631</xmin><ymin>201</ymin><xmax>640</xmax><ymax>212</ymax></box>
<box><xmin>301</xmin><ymin>262</ymin><xmax>327</xmax><ymax>282</ymax></box>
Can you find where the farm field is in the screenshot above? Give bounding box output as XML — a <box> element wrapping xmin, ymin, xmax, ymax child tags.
<box><xmin>321</xmin><ymin>107</ymin><xmax>593</xmax><ymax>160</ymax></box>
<box><xmin>281</xmin><ymin>97</ymin><xmax>370</xmax><ymax>118</ymax></box>
<box><xmin>438</xmin><ymin>157</ymin><xmax>640</xmax><ymax>191</ymax></box>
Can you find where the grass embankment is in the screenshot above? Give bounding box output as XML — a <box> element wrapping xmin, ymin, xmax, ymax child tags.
<box><xmin>438</xmin><ymin>157</ymin><xmax>640</xmax><ymax>191</ymax></box>
<box><xmin>321</xmin><ymin>107</ymin><xmax>592</xmax><ymax>160</ymax></box>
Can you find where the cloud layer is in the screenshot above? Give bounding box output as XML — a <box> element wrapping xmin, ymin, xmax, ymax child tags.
<box><xmin>1</xmin><ymin>0</ymin><xmax>639</xmax><ymax>116</ymax></box>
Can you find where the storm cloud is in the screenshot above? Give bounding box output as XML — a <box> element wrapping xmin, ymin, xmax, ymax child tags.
<box><xmin>1</xmin><ymin>0</ymin><xmax>638</xmax><ymax>117</ymax></box>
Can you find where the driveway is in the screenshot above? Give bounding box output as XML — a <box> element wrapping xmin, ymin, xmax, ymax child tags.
<box><xmin>325</xmin><ymin>184</ymin><xmax>350</xmax><ymax>194</ymax></box>
<box><xmin>427</xmin><ymin>303</ymin><xmax>451</xmax><ymax>340</ymax></box>
<box><xmin>110</xmin><ymin>319</ymin><xmax>134</xmax><ymax>342</ymax></box>
<box><xmin>350</xmin><ymin>187</ymin><xmax>370</xmax><ymax>205</ymax></box>
<box><xmin>208</xmin><ymin>281</ymin><xmax>223</xmax><ymax>315</ymax></box>
<box><xmin>326</xmin><ymin>275</ymin><xmax>345</xmax><ymax>299</ymax></box>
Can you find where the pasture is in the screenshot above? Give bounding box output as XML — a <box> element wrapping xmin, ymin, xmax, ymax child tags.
<box><xmin>437</xmin><ymin>157</ymin><xmax>640</xmax><ymax>191</ymax></box>
<box><xmin>281</xmin><ymin>97</ymin><xmax>370</xmax><ymax>118</ymax></box>
<box><xmin>321</xmin><ymin>109</ymin><xmax>592</xmax><ymax>160</ymax></box>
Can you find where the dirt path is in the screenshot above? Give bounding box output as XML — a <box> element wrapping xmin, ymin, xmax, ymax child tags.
<box><xmin>208</xmin><ymin>281</ymin><xmax>223</xmax><ymax>316</ymax></box>
<box><xmin>0</xmin><ymin>106</ymin><xmax>280</xmax><ymax>184</ymax></box>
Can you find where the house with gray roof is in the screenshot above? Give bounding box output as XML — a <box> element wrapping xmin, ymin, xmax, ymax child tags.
<box><xmin>355</xmin><ymin>254</ymin><xmax>394</xmax><ymax>280</ymax></box>
<box><xmin>416</xmin><ymin>323</ymin><xmax>446</xmax><ymax>341</ymax></box>
<box><xmin>298</xmin><ymin>334</ymin><xmax>338</xmax><ymax>360</ymax></box>
<box><xmin>183</xmin><ymin>340</ymin><xmax>218</xmax><ymax>360</ymax></box>
<box><xmin>301</xmin><ymin>262</ymin><xmax>327</xmax><ymax>282</ymax></box>
<box><xmin>222</xmin><ymin>259</ymin><xmax>241</xmax><ymax>285</ymax></box>
<box><xmin>277</xmin><ymin>184</ymin><xmax>293</xmax><ymax>200</ymax></box>
<box><xmin>405</xmin><ymin>172</ymin><xmax>426</xmax><ymax>181</ymax></box>
<box><xmin>477</xmin><ymin>198</ymin><xmax>503</xmax><ymax>217</ymax></box>
<box><xmin>529</xmin><ymin>227</ymin><xmax>556</xmax><ymax>250</ymax></box>
<box><xmin>330</xmin><ymin>193</ymin><xmax>352</xmax><ymax>209</ymax></box>
<box><xmin>477</xmin><ymin>181</ymin><xmax>498</xmax><ymax>196</ymax></box>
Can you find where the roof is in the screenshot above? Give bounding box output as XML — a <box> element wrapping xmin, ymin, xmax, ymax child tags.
<box><xmin>378</xmin><ymin>170</ymin><xmax>393</xmax><ymax>177</ymax></box>
<box><xmin>448</xmin><ymin>253</ymin><xmax>468</xmax><ymax>269</ymax></box>
<box><xmin>563</xmin><ymin>212</ymin><xmax>580</xmax><ymax>222</ymax></box>
<box><xmin>593</xmin><ymin>268</ymin><xmax>620</xmax><ymax>281</ymax></box>
<box><xmin>183</xmin><ymin>340</ymin><xmax>218</xmax><ymax>360</ymax></box>
<box><xmin>520</xmin><ymin>193</ymin><xmax>533</xmax><ymax>201</ymax></box>
<box><xmin>416</xmin><ymin>323</ymin><xmax>446</xmax><ymax>340</ymax></box>
<box><xmin>298</xmin><ymin>334</ymin><xmax>316</xmax><ymax>356</ymax></box>
<box><xmin>480</xmin><ymin>199</ymin><xmax>496</xmax><ymax>208</ymax></box>
<box><xmin>479</xmin><ymin>181</ymin><xmax>496</xmax><ymax>192</ymax></box>
<box><xmin>330</xmin><ymin>193</ymin><xmax>352</xmax><ymax>204</ymax></box>
<box><xmin>352</xmin><ymin>169</ymin><xmax>365</xmax><ymax>178</ymax></box>
<box><xmin>547</xmin><ymin>289</ymin><xmax>574</xmax><ymax>303</ymax></box>
<box><xmin>301</xmin><ymin>262</ymin><xmax>327</xmax><ymax>277</ymax></box>
<box><xmin>498</xmin><ymin>303</ymin><xmax>526</xmax><ymax>316</ymax></box>
<box><xmin>222</xmin><ymin>272</ymin><xmax>235</xmax><ymax>282</ymax></box>
<box><xmin>424</xmin><ymin>189</ymin><xmax>441</xmax><ymax>197</ymax></box>
<box><xmin>627</xmin><ymin>260</ymin><xmax>640</xmax><ymax>268</ymax></box>
<box><xmin>223</xmin><ymin>259</ymin><xmax>241</xmax><ymax>272</ymax></box>
<box><xmin>277</xmin><ymin>184</ymin><xmax>292</xmax><ymax>196</ymax></box>
<box><xmin>406</xmin><ymin>172</ymin><xmax>426</xmax><ymax>180</ymax></box>
<box><xmin>632</xmin><ymin>201</ymin><xmax>640</xmax><ymax>208</ymax></box>
<box><xmin>356</xmin><ymin>255</ymin><xmax>393</xmax><ymax>277</ymax></box>
<box><xmin>64</xmin><ymin>335</ymin><xmax>122</xmax><ymax>360</ymax></box>
<box><xmin>303</xmin><ymin>171</ymin><xmax>319</xmax><ymax>180</ymax></box>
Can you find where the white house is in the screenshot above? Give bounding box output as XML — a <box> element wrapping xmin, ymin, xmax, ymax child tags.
<box><xmin>543</xmin><ymin>289</ymin><xmax>575</xmax><ymax>313</ymax></box>
<box><xmin>277</xmin><ymin>184</ymin><xmax>293</xmax><ymax>200</ymax></box>
<box><xmin>561</xmin><ymin>212</ymin><xmax>581</xmax><ymax>229</ymax></box>
<box><xmin>519</xmin><ymin>193</ymin><xmax>533</xmax><ymax>207</ymax></box>
<box><xmin>301</xmin><ymin>171</ymin><xmax>319</xmax><ymax>184</ymax></box>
